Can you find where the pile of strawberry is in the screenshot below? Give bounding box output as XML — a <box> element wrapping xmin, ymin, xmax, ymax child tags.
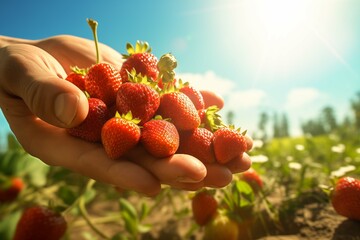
<box><xmin>66</xmin><ymin>19</ymin><xmax>251</xmax><ymax>163</ymax></box>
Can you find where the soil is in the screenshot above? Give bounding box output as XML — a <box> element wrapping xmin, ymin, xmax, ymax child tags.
<box><xmin>71</xmin><ymin>189</ymin><xmax>360</xmax><ymax>240</ymax></box>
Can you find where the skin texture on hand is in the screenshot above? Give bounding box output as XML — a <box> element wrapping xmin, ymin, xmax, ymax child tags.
<box><xmin>0</xmin><ymin>36</ymin><xmax>251</xmax><ymax>196</ymax></box>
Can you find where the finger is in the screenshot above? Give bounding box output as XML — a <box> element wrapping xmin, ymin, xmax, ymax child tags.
<box><xmin>126</xmin><ymin>146</ymin><xmax>207</xmax><ymax>185</ymax></box>
<box><xmin>0</xmin><ymin>44</ymin><xmax>88</xmax><ymax>128</ymax></box>
<box><xmin>166</xmin><ymin>164</ymin><xmax>233</xmax><ymax>190</ymax></box>
<box><xmin>225</xmin><ymin>153</ymin><xmax>252</xmax><ymax>174</ymax></box>
<box><xmin>200</xmin><ymin>90</ymin><xmax>224</xmax><ymax>109</ymax></box>
<box><xmin>4</xmin><ymin>113</ymin><xmax>161</xmax><ymax>196</ymax></box>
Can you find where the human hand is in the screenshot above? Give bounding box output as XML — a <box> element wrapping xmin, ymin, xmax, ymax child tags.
<box><xmin>0</xmin><ymin>39</ymin><xmax>251</xmax><ymax>197</ymax></box>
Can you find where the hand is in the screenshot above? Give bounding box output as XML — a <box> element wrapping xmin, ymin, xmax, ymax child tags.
<box><xmin>0</xmin><ymin>36</ymin><xmax>251</xmax><ymax>196</ymax></box>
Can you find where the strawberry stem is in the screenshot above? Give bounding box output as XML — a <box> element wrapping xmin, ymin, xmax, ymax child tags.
<box><xmin>87</xmin><ymin>18</ymin><xmax>100</xmax><ymax>64</ymax></box>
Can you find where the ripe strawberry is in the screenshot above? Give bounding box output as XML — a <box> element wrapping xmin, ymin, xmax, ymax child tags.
<box><xmin>67</xmin><ymin>97</ymin><xmax>108</xmax><ymax>142</ymax></box>
<box><xmin>213</xmin><ymin>126</ymin><xmax>248</xmax><ymax>164</ymax></box>
<box><xmin>13</xmin><ymin>206</ymin><xmax>67</xmax><ymax>240</ymax></box>
<box><xmin>85</xmin><ymin>63</ymin><xmax>122</xmax><ymax>106</ymax></box>
<box><xmin>157</xmin><ymin>91</ymin><xmax>200</xmax><ymax>131</ymax></box>
<box><xmin>177</xmin><ymin>128</ymin><xmax>216</xmax><ymax>164</ymax></box>
<box><xmin>203</xmin><ymin>213</ymin><xmax>239</xmax><ymax>240</ymax></box>
<box><xmin>116</xmin><ymin>72</ymin><xmax>160</xmax><ymax>125</ymax></box>
<box><xmin>84</xmin><ymin>19</ymin><xmax>122</xmax><ymax>106</ymax></box>
<box><xmin>331</xmin><ymin>176</ymin><xmax>360</xmax><ymax>221</ymax></box>
<box><xmin>0</xmin><ymin>177</ymin><xmax>23</xmax><ymax>202</ymax></box>
<box><xmin>101</xmin><ymin>112</ymin><xmax>141</xmax><ymax>159</ymax></box>
<box><xmin>240</xmin><ymin>168</ymin><xmax>263</xmax><ymax>193</ymax></box>
<box><xmin>192</xmin><ymin>190</ymin><xmax>218</xmax><ymax>226</ymax></box>
<box><xmin>65</xmin><ymin>66</ymin><xmax>87</xmax><ymax>91</ymax></box>
<box><xmin>120</xmin><ymin>41</ymin><xmax>158</xmax><ymax>82</ymax></box>
<box><xmin>140</xmin><ymin>119</ymin><xmax>179</xmax><ymax>158</ymax></box>
<box><xmin>179</xmin><ymin>84</ymin><xmax>205</xmax><ymax>110</ymax></box>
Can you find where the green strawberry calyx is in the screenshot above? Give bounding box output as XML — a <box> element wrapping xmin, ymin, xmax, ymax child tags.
<box><xmin>115</xmin><ymin>111</ymin><xmax>141</xmax><ymax>125</ymax></box>
<box><xmin>70</xmin><ymin>66</ymin><xmax>88</xmax><ymax>76</ymax></box>
<box><xmin>126</xmin><ymin>69</ymin><xmax>159</xmax><ymax>90</ymax></box>
<box><xmin>122</xmin><ymin>41</ymin><xmax>152</xmax><ymax>59</ymax></box>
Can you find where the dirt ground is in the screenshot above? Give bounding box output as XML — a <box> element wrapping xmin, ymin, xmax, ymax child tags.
<box><xmin>72</xmin><ymin>189</ymin><xmax>360</xmax><ymax>240</ymax></box>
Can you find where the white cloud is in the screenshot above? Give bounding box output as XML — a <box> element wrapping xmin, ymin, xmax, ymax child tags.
<box><xmin>177</xmin><ymin>71</ymin><xmax>235</xmax><ymax>96</ymax></box>
<box><xmin>227</xmin><ymin>89</ymin><xmax>267</xmax><ymax>109</ymax></box>
<box><xmin>285</xmin><ymin>88</ymin><xmax>323</xmax><ymax>109</ymax></box>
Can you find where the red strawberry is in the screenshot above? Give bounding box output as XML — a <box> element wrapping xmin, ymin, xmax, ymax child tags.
<box><xmin>331</xmin><ymin>176</ymin><xmax>360</xmax><ymax>220</ymax></box>
<box><xmin>140</xmin><ymin>119</ymin><xmax>179</xmax><ymax>158</ymax></box>
<box><xmin>192</xmin><ymin>190</ymin><xmax>218</xmax><ymax>226</ymax></box>
<box><xmin>67</xmin><ymin>97</ymin><xmax>108</xmax><ymax>142</ymax></box>
<box><xmin>84</xmin><ymin>19</ymin><xmax>122</xmax><ymax>106</ymax></box>
<box><xmin>65</xmin><ymin>66</ymin><xmax>87</xmax><ymax>91</ymax></box>
<box><xmin>203</xmin><ymin>213</ymin><xmax>239</xmax><ymax>240</ymax></box>
<box><xmin>179</xmin><ymin>84</ymin><xmax>205</xmax><ymax>110</ymax></box>
<box><xmin>120</xmin><ymin>41</ymin><xmax>158</xmax><ymax>82</ymax></box>
<box><xmin>177</xmin><ymin>128</ymin><xmax>216</xmax><ymax>164</ymax></box>
<box><xmin>85</xmin><ymin>63</ymin><xmax>122</xmax><ymax>106</ymax></box>
<box><xmin>213</xmin><ymin>126</ymin><xmax>248</xmax><ymax>164</ymax></box>
<box><xmin>240</xmin><ymin>168</ymin><xmax>263</xmax><ymax>192</ymax></box>
<box><xmin>101</xmin><ymin>112</ymin><xmax>141</xmax><ymax>159</ymax></box>
<box><xmin>157</xmin><ymin>91</ymin><xmax>200</xmax><ymax>131</ymax></box>
<box><xmin>13</xmin><ymin>206</ymin><xmax>67</xmax><ymax>240</ymax></box>
<box><xmin>0</xmin><ymin>177</ymin><xmax>23</xmax><ymax>202</ymax></box>
<box><xmin>116</xmin><ymin>72</ymin><xmax>160</xmax><ymax>125</ymax></box>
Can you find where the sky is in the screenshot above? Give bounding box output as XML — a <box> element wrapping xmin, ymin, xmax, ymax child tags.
<box><xmin>1</xmin><ymin>0</ymin><xmax>360</xmax><ymax>146</ymax></box>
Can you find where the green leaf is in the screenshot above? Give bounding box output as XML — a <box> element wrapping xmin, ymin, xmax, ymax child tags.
<box><xmin>0</xmin><ymin>210</ymin><xmax>21</xmax><ymax>240</ymax></box>
<box><xmin>21</xmin><ymin>155</ymin><xmax>50</xmax><ymax>187</ymax></box>
<box><xmin>139</xmin><ymin>202</ymin><xmax>150</xmax><ymax>221</ymax></box>
<box><xmin>57</xmin><ymin>185</ymin><xmax>78</xmax><ymax>206</ymax></box>
<box><xmin>119</xmin><ymin>198</ymin><xmax>137</xmax><ymax>220</ymax></box>
<box><xmin>121</xmin><ymin>211</ymin><xmax>138</xmax><ymax>235</ymax></box>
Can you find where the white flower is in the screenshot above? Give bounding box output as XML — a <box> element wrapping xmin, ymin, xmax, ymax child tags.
<box><xmin>252</xmin><ymin>139</ymin><xmax>264</xmax><ymax>149</ymax></box>
<box><xmin>288</xmin><ymin>162</ymin><xmax>302</xmax><ymax>170</ymax></box>
<box><xmin>251</xmin><ymin>154</ymin><xmax>269</xmax><ymax>163</ymax></box>
<box><xmin>330</xmin><ymin>165</ymin><xmax>356</xmax><ymax>178</ymax></box>
<box><xmin>331</xmin><ymin>144</ymin><xmax>345</xmax><ymax>153</ymax></box>
<box><xmin>295</xmin><ymin>144</ymin><xmax>305</xmax><ymax>151</ymax></box>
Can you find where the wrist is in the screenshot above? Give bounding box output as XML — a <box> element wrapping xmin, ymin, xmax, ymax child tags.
<box><xmin>0</xmin><ymin>35</ymin><xmax>34</xmax><ymax>48</ymax></box>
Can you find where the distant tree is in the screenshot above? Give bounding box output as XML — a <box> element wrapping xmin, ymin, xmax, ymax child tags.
<box><xmin>321</xmin><ymin>106</ymin><xmax>338</xmax><ymax>133</ymax></box>
<box><xmin>301</xmin><ymin>119</ymin><xmax>326</xmax><ymax>136</ymax></box>
<box><xmin>258</xmin><ymin>111</ymin><xmax>269</xmax><ymax>140</ymax></box>
<box><xmin>280</xmin><ymin>113</ymin><xmax>290</xmax><ymax>137</ymax></box>
<box><xmin>273</xmin><ymin>112</ymin><xmax>281</xmax><ymax>138</ymax></box>
<box><xmin>351</xmin><ymin>91</ymin><xmax>360</xmax><ymax>131</ymax></box>
<box><xmin>226</xmin><ymin>111</ymin><xmax>235</xmax><ymax>125</ymax></box>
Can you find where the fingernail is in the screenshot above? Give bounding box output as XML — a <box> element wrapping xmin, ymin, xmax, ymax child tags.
<box><xmin>177</xmin><ymin>176</ymin><xmax>202</xmax><ymax>183</ymax></box>
<box><xmin>55</xmin><ymin>93</ymin><xmax>79</xmax><ymax>126</ymax></box>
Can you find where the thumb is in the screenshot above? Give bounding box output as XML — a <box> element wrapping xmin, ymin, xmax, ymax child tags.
<box><xmin>17</xmin><ymin>74</ymin><xmax>89</xmax><ymax>128</ymax></box>
<box><xmin>0</xmin><ymin>44</ymin><xmax>88</xmax><ymax>128</ymax></box>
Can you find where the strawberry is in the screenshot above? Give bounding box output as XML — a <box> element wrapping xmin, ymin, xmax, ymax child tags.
<box><xmin>120</xmin><ymin>41</ymin><xmax>158</xmax><ymax>82</ymax></box>
<box><xmin>101</xmin><ymin>112</ymin><xmax>141</xmax><ymax>159</ymax></box>
<box><xmin>177</xmin><ymin>128</ymin><xmax>216</xmax><ymax>164</ymax></box>
<box><xmin>179</xmin><ymin>84</ymin><xmax>205</xmax><ymax>110</ymax></box>
<box><xmin>240</xmin><ymin>168</ymin><xmax>263</xmax><ymax>193</ymax></box>
<box><xmin>0</xmin><ymin>177</ymin><xmax>23</xmax><ymax>202</ymax></box>
<box><xmin>116</xmin><ymin>71</ymin><xmax>160</xmax><ymax>125</ymax></box>
<box><xmin>65</xmin><ymin>66</ymin><xmax>87</xmax><ymax>91</ymax></box>
<box><xmin>85</xmin><ymin>63</ymin><xmax>122</xmax><ymax>106</ymax></box>
<box><xmin>331</xmin><ymin>176</ymin><xmax>360</xmax><ymax>221</ymax></box>
<box><xmin>140</xmin><ymin>119</ymin><xmax>179</xmax><ymax>158</ymax></box>
<box><xmin>213</xmin><ymin>126</ymin><xmax>248</xmax><ymax>164</ymax></box>
<box><xmin>157</xmin><ymin>91</ymin><xmax>200</xmax><ymax>131</ymax></box>
<box><xmin>84</xmin><ymin>19</ymin><xmax>122</xmax><ymax>106</ymax></box>
<box><xmin>192</xmin><ymin>190</ymin><xmax>218</xmax><ymax>226</ymax></box>
<box><xmin>67</xmin><ymin>97</ymin><xmax>108</xmax><ymax>142</ymax></box>
<box><xmin>13</xmin><ymin>206</ymin><xmax>67</xmax><ymax>240</ymax></box>
<box><xmin>203</xmin><ymin>214</ymin><xmax>239</xmax><ymax>240</ymax></box>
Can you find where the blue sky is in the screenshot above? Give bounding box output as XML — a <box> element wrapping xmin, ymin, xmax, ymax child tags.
<box><xmin>1</xmin><ymin>0</ymin><xmax>360</xmax><ymax>145</ymax></box>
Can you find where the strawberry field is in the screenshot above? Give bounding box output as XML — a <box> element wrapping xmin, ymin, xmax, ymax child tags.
<box><xmin>1</xmin><ymin>125</ymin><xmax>360</xmax><ymax>239</ymax></box>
